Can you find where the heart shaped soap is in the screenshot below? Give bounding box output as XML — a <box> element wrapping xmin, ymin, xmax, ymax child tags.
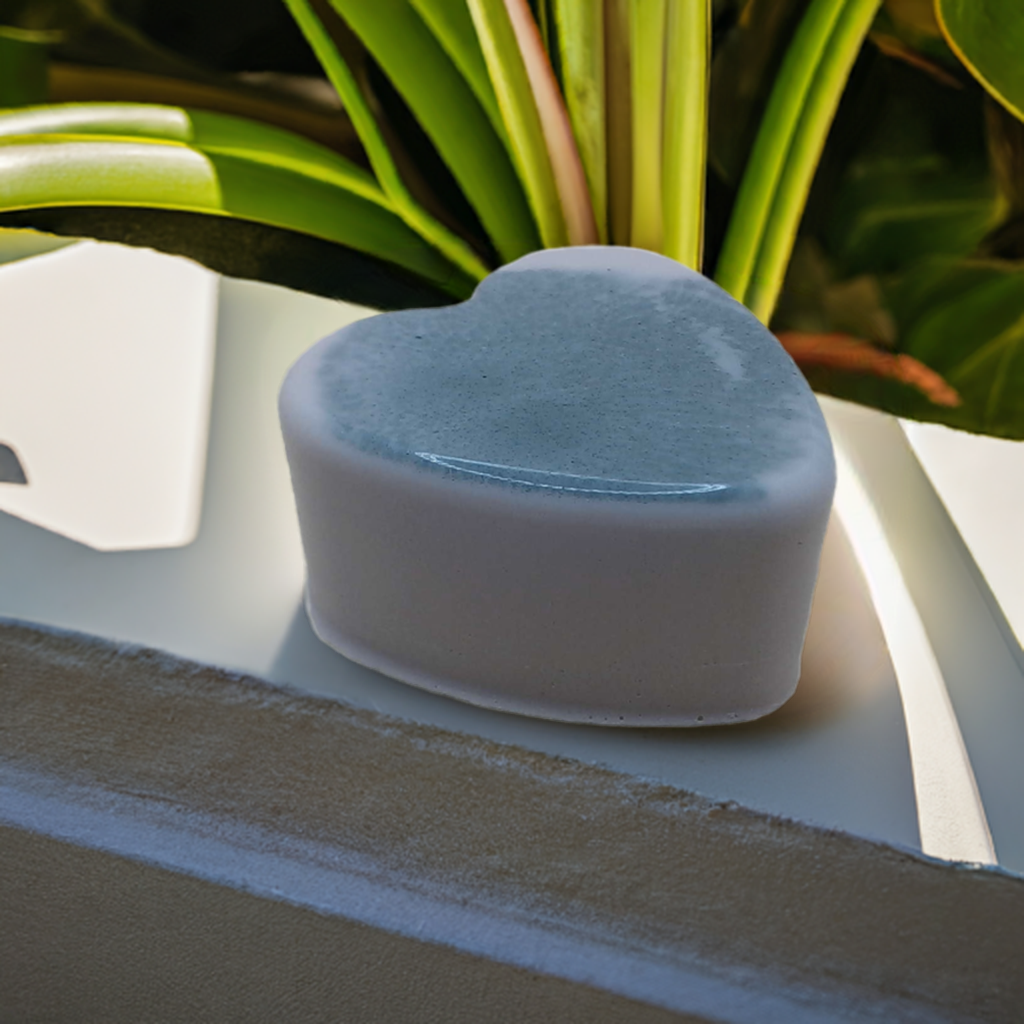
<box><xmin>279</xmin><ymin>246</ymin><xmax>835</xmax><ymax>725</ymax></box>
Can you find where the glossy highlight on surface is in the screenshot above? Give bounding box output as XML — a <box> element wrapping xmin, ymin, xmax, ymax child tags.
<box><xmin>413</xmin><ymin>453</ymin><xmax>731</xmax><ymax>497</ymax></box>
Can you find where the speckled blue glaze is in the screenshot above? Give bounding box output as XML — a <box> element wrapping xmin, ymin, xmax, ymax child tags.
<box><xmin>315</xmin><ymin>247</ymin><xmax>831</xmax><ymax>502</ymax></box>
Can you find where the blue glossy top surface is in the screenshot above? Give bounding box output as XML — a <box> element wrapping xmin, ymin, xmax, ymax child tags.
<box><xmin>314</xmin><ymin>248</ymin><xmax>832</xmax><ymax>501</ymax></box>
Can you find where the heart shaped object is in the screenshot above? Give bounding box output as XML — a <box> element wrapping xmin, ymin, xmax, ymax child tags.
<box><xmin>279</xmin><ymin>247</ymin><xmax>835</xmax><ymax>725</ymax></box>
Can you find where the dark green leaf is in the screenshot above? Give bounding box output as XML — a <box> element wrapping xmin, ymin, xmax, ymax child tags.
<box><xmin>409</xmin><ymin>0</ymin><xmax>508</xmax><ymax>143</ymax></box>
<box><xmin>329</xmin><ymin>0</ymin><xmax>539</xmax><ymax>260</ymax></box>
<box><xmin>0</xmin><ymin>206</ymin><xmax>460</xmax><ymax>308</ymax></box>
<box><xmin>825</xmin><ymin>158</ymin><xmax>998</xmax><ymax>276</ymax></box>
<box><xmin>708</xmin><ymin>0</ymin><xmax>805</xmax><ymax>187</ymax></box>
<box><xmin>808</xmin><ymin>257</ymin><xmax>1024</xmax><ymax>437</ymax></box>
<box><xmin>0</xmin><ymin>27</ymin><xmax>49</xmax><ymax>106</ymax></box>
<box><xmin>936</xmin><ymin>0</ymin><xmax>1024</xmax><ymax>121</ymax></box>
<box><xmin>280</xmin><ymin>0</ymin><xmax>490</xmax><ymax>281</ymax></box>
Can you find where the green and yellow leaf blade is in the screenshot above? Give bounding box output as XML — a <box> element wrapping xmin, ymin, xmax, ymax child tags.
<box><xmin>745</xmin><ymin>0</ymin><xmax>885</xmax><ymax>324</ymax></box>
<box><xmin>0</xmin><ymin>107</ymin><xmax>474</xmax><ymax>296</ymax></box>
<box><xmin>662</xmin><ymin>0</ymin><xmax>710</xmax><ymax>269</ymax></box>
<box><xmin>323</xmin><ymin>0</ymin><xmax>538</xmax><ymax>262</ymax></box>
<box><xmin>628</xmin><ymin>0</ymin><xmax>666</xmax><ymax>252</ymax></box>
<box><xmin>0</xmin><ymin>103</ymin><xmax>386</xmax><ymax>204</ymax></box>
<box><xmin>409</xmin><ymin>0</ymin><xmax>509</xmax><ymax>144</ymax></box>
<box><xmin>466</xmin><ymin>0</ymin><xmax>567</xmax><ymax>248</ymax></box>
<box><xmin>280</xmin><ymin>0</ymin><xmax>492</xmax><ymax>280</ymax></box>
<box><xmin>553</xmin><ymin>0</ymin><xmax>607</xmax><ymax>243</ymax></box>
<box><xmin>714</xmin><ymin>0</ymin><xmax>849</xmax><ymax>304</ymax></box>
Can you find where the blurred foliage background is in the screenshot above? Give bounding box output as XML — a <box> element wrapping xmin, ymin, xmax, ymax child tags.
<box><xmin>1</xmin><ymin>0</ymin><xmax>1023</xmax><ymax>437</ymax></box>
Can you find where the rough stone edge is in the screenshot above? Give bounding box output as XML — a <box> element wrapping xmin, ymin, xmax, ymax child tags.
<box><xmin>2</xmin><ymin>618</ymin><xmax>1022</xmax><ymax>1023</ymax></box>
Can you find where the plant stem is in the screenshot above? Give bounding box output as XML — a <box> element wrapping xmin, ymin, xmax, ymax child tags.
<box><xmin>628</xmin><ymin>0</ymin><xmax>666</xmax><ymax>252</ymax></box>
<box><xmin>662</xmin><ymin>0</ymin><xmax>710</xmax><ymax>270</ymax></box>
<box><xmin>467</xmin><ymin>0</ymin><xmax>568</xmax><ymax>247</ymax></box>
<box><xmin>604</xmin><ymin>0</ymin><xmax>632</xmax><ymax>246</ymax></box>
<box><xmin>746</xmin><ymin>0</ymin><xmax>883</xmax><ymax>323</ymax></box>
<box><xmin>554</xmin><ymin>0</ymin><xmax>607</xmax><ymax>243</ymax></box>
<box><xmin>503</xmin><ymin>0</ymin><xmax>597</xmax><ymax>245</ymax></box>
<box><xmin>281</xmin><ymin>0</ymin><xmax>490</xmax><ymax>281</ymax></box>
<box><xmin>713</xmin><ymin>0</ymin><xmax>848</xmax><ymax>304</ymax></box>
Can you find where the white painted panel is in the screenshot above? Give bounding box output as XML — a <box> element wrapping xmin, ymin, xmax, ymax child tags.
<box><xmin>0</xmin><ymin>241</ymin><xmax>217</xmax><ymax>550</ymax></box>
<box><xmin>902</xmin><ymin>420</ymin><xmax>1024</xmax><ymax>652</ymax></box>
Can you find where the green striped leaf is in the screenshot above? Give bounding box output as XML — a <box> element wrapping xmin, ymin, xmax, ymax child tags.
<box><xmin>714</xmin><ymin>0</ymin><xmax>849</xmax><ymax>304</ymax></box>
<box><xmin>628</xmin><ymin>0</ymin><xmax>666</xmax><ymax>252</ymax></box>
<box><xmin>745</xmin><ymin>0</ymin><xmax>884</xmax><ymax>323</ymax></box>
<box><xmin>505</xmin><ymin>0</ymin><xmax>596</xmax><ymax>245</ymax></box>
<box><xmin>604</xmin><ymin>0</ymin><xmax>632</xmax><ymax>246</ymax></box>
<box><xmin>325</xmin><ymin>0</ymin><xmax>538</xmax><ymax>262</ymax></box>
<box><xmin>553</xmin><ymin>0</ymin><xmax>607</xmax><ymax>243</ymax></box>
<box><xmin>0</xmin><ymin>107</ymin><xmax>473</xmax><ymax>296</ymax></box>
<box><xmin>662</xmin><ymin>0</ymin><xmax>710</xmax><ymax>270</ymax></box>
<box><xmin>0</xmin><ymin>103</ymin><xmax>385</xmax><ymax>204</ymax></box>
<box><xmin>409</xmin><ymin>0</ymin><xmax>508</xmax><ymax>143</ymax></box>
<box><xmin>466</xmin><ymin>0</ymin><xmax>567</xmax><ymax>248</ymax></box>
<box><xmin>281</xmin><ymin>0</ymin><xmax>491</xmax><ymax>281</ymax></box>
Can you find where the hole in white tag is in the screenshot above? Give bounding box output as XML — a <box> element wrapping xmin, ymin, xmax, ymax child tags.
<box><xmin>0</xmin><ymin>443</ymin><xmax>28</xmax><ymax>484</ymax></box>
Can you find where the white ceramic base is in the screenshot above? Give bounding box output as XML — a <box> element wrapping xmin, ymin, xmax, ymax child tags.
<box><xmin>281</xmin><ymin>248</ymin><xmax>836</xmax><ymax>725</ymax></box>
<box><xmin>8</xmin><ymin>269</ymin><xmax>1021</xmax><ymax>862</ymax></box>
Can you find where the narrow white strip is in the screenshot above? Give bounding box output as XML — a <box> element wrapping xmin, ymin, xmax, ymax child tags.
<box><xmin>832</xmin><ymin>444</ymin><xmax>996</xmax><ymax>865</ymax></box>
<box><xmin>0</xmin><ymin>763</ymin><xmax>927</xmax><ymax>1024</ymax></box>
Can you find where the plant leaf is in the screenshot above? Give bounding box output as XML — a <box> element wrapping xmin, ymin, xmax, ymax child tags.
<box><xmin>553</xmin><ymin>0</ymin><xmax>607</xmax><ymax>243</ymax></box>
<box><xmin>0</xmin><ymin>206</ymin><xmax>457</xmax><ymax>308</ymax></box>
<box><xmin>714</xmin><ymin>0</ymin><xmax>872</xmax><ymax>308</ymax></box>
<box><xmin>0</xmin><ymin>27</ymin><xmax>50</xmax><ymax>107</ymax></box>
<box><xmin>280</xmin><ymin>0</ymin><xmax>492</xmax><ymax>281</ymax></box>
<box><xmin>936</xmin><ymin>0</ymin><xmax>1024</xmax><ymax>122</ymax></box>
<box><xmin>47</xmin><ymin>62</ymin><xmax>363</xmax><ymax>157</ymax></box>
<box><xmin>0</xmin><ymin>108</ymin><xmax>474</xmax><ymax>296</ymax></box>
<box><xmin>662</xmin><ymin>0</ymin><xmax>710</xmax><ymax>269</ymax></box>
<box><xmin>777</xmin><ymin>330</ymin><xmax>961</xmax><ymax>405</ymax></box>
<box><xmin>408</xmin><ymin>0</ymin><xmax>508</xmax><ymax>144</ymax></box>
<box><xmin>0</xmin><ymin>103</ymin><xmax>383</xmax><ymax>202</ymax></box>
<box><xmin>745</xmin><ymin>0</ymin><xmax>884</xmax><ymax>323</ymax></box>
<box><xmin>604</xmin><ymin>0</ymin><xmax>631</xmax><ymax>246</ymax></box>
<box><xmin>628</xmin><ymin>0</ymin><xmax>666</xmax><ymax>252</ymax></box>
<box><xmin>504</xmin><ymin>0</ymin><xmax>596</xmax><ymax>245</ymax></box>
<box><xmin>323</xmin><ymin>0</ymin><xmax>538</xmax><ymax>262</ymax></box>
<box><xmin>715</xmin><ymin>0</ymin><xmax>848</xmax><ymax>302</ymax></box>
<box><xmin>826</xmin><ymin>159</ymin><xmax>1000</xmax><ymax>277</ymax></box>
<box><xmin>808</xmin><ymin>258</ymin><xmax>1024</xmax><ymax>437</ymax></box>
<box><xmin>707</xmin><ymin>0</ymin><xmax>806</xmax><ymax>188</ymax></box>
<box><xmin>466</xmin><ymin>0</ymin><xmax>566</xmax><ymax>247</ymax></box>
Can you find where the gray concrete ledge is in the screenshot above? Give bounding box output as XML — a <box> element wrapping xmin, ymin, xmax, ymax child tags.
<box><xmin>2</xmin><ymin>619</ymin><xmax>1021</xmax><ymax>1022</ymax></box>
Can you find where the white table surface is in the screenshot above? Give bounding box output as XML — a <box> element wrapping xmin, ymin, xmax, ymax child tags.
<box><xmin>3</xmin><ymin>264</ymin><xmax>1021</xmax><ymax>873</ymax></box>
